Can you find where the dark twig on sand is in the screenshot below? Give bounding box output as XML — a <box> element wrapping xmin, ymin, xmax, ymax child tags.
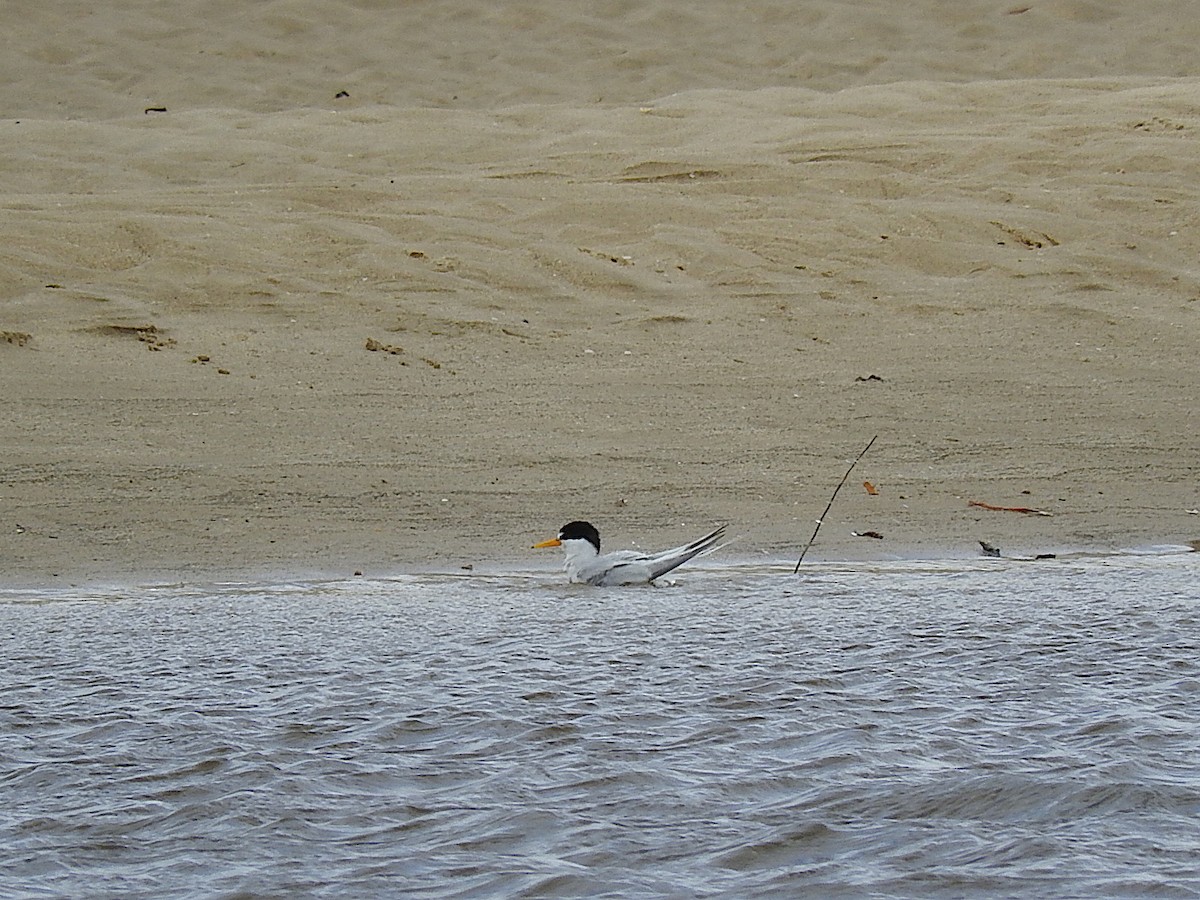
<box><xmin>794</xmin><ymin>435</ymin><xmax>878</xmax><ymax>573</ymax></box>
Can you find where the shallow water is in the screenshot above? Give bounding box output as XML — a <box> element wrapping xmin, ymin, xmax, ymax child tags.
<box><xmin>2</xmin><ymin>552</ymin><xmax>1198</xmax><ymax>899</ymax></box>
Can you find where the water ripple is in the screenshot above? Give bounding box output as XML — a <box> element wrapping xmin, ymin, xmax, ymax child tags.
<box><xmin>1</xmin><ymin>553</ymin><xmax>1197</xmax><ymax>898</ymax></box>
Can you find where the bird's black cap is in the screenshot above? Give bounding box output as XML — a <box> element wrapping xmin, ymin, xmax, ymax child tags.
<box><xmin>558</xmin><ymin>520</ymin><xmax>601</xmax><ymax>552</ymax></box>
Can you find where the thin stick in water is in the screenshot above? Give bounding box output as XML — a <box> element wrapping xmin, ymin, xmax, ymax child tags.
<box><xmin>793</xmin><ymin>434</ymin><xmax>878</xmax><ymax>573</ymax></box>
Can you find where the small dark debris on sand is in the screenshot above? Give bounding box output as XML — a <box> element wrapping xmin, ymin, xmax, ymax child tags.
<box><xmin>2</xmin><ymin>331</ymin><xmax>32</xmax><ymax>346</ymax></box>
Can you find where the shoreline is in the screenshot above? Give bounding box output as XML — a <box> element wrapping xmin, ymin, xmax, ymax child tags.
<box><xmin>3</xmin><ymin>531</ymin><xmax>1195</xmax><ymax>595</ymax></box>
<box><xmin>4</xmin><ymin>546</ymin><xmax>1195</xmax><ymax>598</ymax></box>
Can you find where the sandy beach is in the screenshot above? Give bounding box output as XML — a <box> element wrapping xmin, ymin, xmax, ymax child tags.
<box><xmin>2</xmin><ymin>1</ymin><xmax>1198</xmax><ymax>587</ymax></box>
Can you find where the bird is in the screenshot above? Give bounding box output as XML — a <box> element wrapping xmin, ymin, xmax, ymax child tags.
<box><xmin>533</xmin><ymin>520</ymin><xmax>726</xmax><ymax>585</ymax></box>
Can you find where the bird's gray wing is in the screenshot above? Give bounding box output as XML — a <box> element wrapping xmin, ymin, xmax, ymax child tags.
<box><xmin>580</xmin><ymin>550</ymin><xmax>647</xmax><ymax>585</ymax></box>
<box><xmin>644</xmin><ymin>525</ymin><xmax>727</xmax><ymax>581</ymax></box>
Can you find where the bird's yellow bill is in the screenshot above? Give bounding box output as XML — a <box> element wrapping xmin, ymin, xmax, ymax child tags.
<box><xmin>532</xmin><ymin>537</ymin><xmax>562</xmax><ymax>549</ymax></box>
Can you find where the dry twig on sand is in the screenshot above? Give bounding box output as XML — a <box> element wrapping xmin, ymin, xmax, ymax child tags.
<box><xmin>794</xmin><ymin>435</ymin><xmax>878</xmax><ymax>573</ymax></box>
<box><xmin>968</xmin><ymin>500</ymin><xmax>1052</xmax><ymax>517</ymax></box>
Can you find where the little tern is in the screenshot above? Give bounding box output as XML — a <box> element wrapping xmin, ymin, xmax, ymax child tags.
<box><xmin>533</xmin><ymin>520</ymin><xmax>726</xmax><ymax>585</ymax></box>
